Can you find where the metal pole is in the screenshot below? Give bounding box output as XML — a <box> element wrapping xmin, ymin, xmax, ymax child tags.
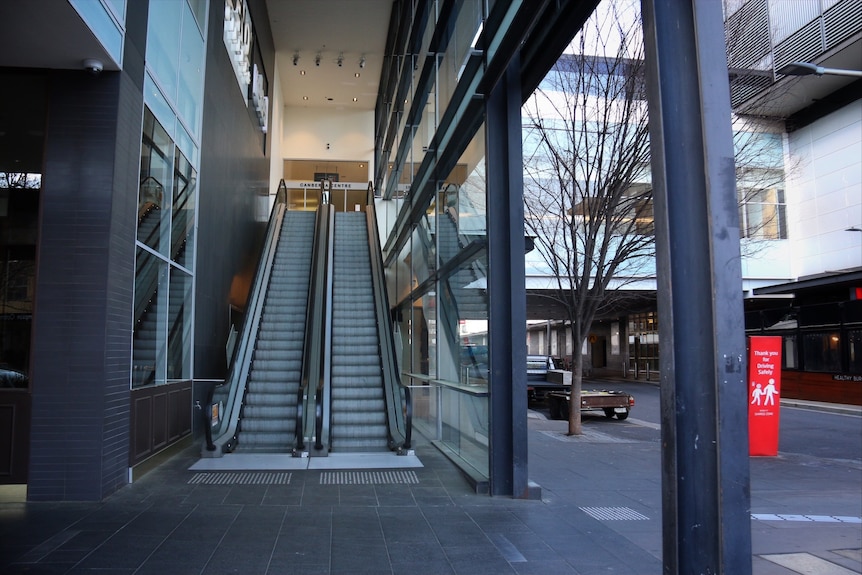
<box><xmin>487</xmin><ymin>53</ymin><xmax>529</xmax><ymax>497</ymax></box>
<box><xmin>641</xmin><ymin>1</ymin><xmax>752</xmax><ymax>573</ymax></box>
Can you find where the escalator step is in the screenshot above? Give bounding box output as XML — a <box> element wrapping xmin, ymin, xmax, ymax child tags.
<box><xmin>245</xmin><ymin>392</ymin><xmax>298</xmax><ymax>406</ymax></box>
<box><xmin>331</xmin><ymin>408</ymin><xmax>387</xmax><ymax>425</ymax></box>
<box><xmin>331</xmin><ymin>390</ymin><xmax>384</xmax><ymax>404</ymax></box>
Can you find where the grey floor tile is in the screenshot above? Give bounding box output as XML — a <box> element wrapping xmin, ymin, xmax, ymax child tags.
<box><xmin>512</xmin><ymin>559</ymin><xmax>579</xmax><ymax>575</ymax></box>
<box><xmin>391</xmin><ymin>559</ymin><xmax>456</xmax><ymax>575</ymax></box>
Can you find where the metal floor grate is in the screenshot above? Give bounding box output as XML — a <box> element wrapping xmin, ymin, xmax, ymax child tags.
<box><xmin>320</xmin><ymin>470</ymin><xmax>419</xmax><ymax>485</ymax></box>
<box><xmin>188</xmin><ymin>472</ymin><xmax>292</xmax><ymax>485</ymax></box>
<box><xmin>580</xmin><ymin>506</ymin><xmax>650</xmax><ymax>521</ymax></box>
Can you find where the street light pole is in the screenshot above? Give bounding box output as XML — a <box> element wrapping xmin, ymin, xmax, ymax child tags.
<box><xmin>778</xmin><ymin>61</ymin><xmax>862</xmax><ymax>78</ymax></box>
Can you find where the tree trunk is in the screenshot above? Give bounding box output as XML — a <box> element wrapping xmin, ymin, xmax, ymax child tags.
<box><xmin>568</xmin><ymin>350</ymin><xmax>584</xmax><ymax>435</ymax></box>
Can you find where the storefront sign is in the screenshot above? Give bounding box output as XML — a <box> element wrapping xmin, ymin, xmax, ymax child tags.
<box><xmin>747</xmin><ymin>336</ymin><xmax>782</xmax><ymax>456</ymax></box>
<box><xmin>252</xmin><ymin>64</ymin><xmax>269</xmax><ymax>133</ymax></box>
<box><xmin>224</xmin><ymin>0</ymin><xmax>268</xmax><ymax>134</ymax></box>
<box><xmin>223</xmin><ymin>0</ymin><xmax>252</xmax><ymax>92</ymax></box>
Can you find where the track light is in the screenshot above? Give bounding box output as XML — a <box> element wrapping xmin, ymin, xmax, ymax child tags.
<box><xmin>359</xmin><ymin>56</ymin><xmax>366</xmax><ymax>69</ymax></box>
<box><xmin>315</xmin><ymin>53</ymin><xmax>321</xmax><ymax>66</ymax></box>
<box><xmin>292</xmin><ymin>53</ymin><xmax>299</xmax><ymax>66</ymax></box>
<box><xmin>337</xmin><ymin>52</ymin><xmax>344</xmax><ymax>67</ymax></box>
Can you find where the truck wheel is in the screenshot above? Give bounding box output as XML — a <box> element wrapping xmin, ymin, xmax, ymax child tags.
<box><xmin>603</xmin><ymin>408</ymin><xmax>615</xmax><ymax>419</ymax></box>
<box><xmin>616</xmin><ymin>411</ymin><xmax>629</xmax><ymax>420</ymax></box>
<box><xmin>548</xmin><ymin>398</ymin><xmax>561</xmax><ymax>420</ymax></box>
<box><xmin>558</xmin><ymin>399</ymin><xmax>570</xmax><ymax>420</ymax></box>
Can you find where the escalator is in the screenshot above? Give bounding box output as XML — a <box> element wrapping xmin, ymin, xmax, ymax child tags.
<box><xmin>206</xmin><ymin>183</ymin><xmax>409</xmax><ymax>459</ymax></box>
<box><xmin>328</xmin><ymin>212</ymin><xmax>389</xmax><ymax>451</ymax></box>
<box><xmin>234</xmin><ymin>210</ymin><xmax>315</xmax><ymax>452</ymax></box>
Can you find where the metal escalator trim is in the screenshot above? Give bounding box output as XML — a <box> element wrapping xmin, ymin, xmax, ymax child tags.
<box><xmin>365</xmin><ymin>189</ymin><xmax>411</xmax><ymax>450</ymax></box>
<box><xmin>207</xmin><ymin>191</ymin><xmax>288</xmax><ymax>455</ymax></box>
<box><xmin>310</xmin><ymin>205</ymin><xmax>335</xmax><ymax>452</ymax></box>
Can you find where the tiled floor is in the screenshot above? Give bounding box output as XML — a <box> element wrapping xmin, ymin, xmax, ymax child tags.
<box><xmin>2</xmin><ymin>400</ymin><xmax>860</xmax><ymax>575</ymax></box>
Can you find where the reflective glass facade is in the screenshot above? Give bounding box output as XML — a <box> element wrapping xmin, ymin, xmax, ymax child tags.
<box><xmin>133</xmin><ymin>0</ymin><xmax>206</xmax><ymax>388</ymax></box>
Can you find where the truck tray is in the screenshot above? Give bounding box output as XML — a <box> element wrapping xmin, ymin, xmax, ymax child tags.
<box><xmin>546</xmin><ymin>389</ymin><xmax>634</xmax><ymax>421</ymax></box>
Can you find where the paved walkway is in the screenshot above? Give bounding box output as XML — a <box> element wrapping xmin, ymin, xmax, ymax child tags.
<box><xmin>1</xmin><ymin>406</ymin><xmax>860</xmax><ymax>574</ymax></box>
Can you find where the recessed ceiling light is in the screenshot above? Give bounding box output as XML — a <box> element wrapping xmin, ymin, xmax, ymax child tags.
<box><xmin>353</xmin><ymin>97</ymin><xmax>358</xmax><ymax>102</ymax></box>
<box><xmin>300</xmin><ymin>70</ymin><xmax>306</xmax><ymax>75</ymax></box>
<box><xmin>355</xmin><ymin>72</ymin><xmax>360</xmax><ymax>78</ymax></box>
<box><xmin>303</xmin><ymin>96</ymin><xmax>308</xmax><ymax>100</ymax></box>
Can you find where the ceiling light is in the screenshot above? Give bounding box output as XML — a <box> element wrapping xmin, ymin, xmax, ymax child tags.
<box><xmin>300</xmin><ymin>70</ymin><xmax>306</xmax><ymax>75</ymax></box>
<box><xmin>337</xmin><ymin>53</ymin><xmax>343</xmax><ymax>67</ymax></box>
<box><xmin>303</xmin><ymin>96</ymin><xmax>308</xmax><ymax>100</ymax></box>
<box><xmin>353</xmin><ymin>97</ymin><xmax>358</xmax><ymax>102</ymax></box>
<box><xmin>292</xmin><ymin>53</ymin><xmax>299</xmax><ymax>66</ymax></box>
<box><xmin>355</xmin><ymin>72</ymin><xmax>360</xmax><ymax>78</ymax></box>
<box><xmin>359</xmin><ymin>56</ymin><xmax>366</xmax><ymax>69</ymax></box>
<box><xmin>315</xmin><ymin>53</ymin><xmax>321</xmax><ymax>66</ymax></box>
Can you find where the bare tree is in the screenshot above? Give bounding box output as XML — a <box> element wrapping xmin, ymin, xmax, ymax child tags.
<box><xmin>522</xmin><ymin>2</ymin><xmax>653</xmax><ymax>435</ymax></box>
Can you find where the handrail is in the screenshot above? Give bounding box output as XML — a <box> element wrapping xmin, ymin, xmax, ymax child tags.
<box><xmin>403</xmin><ymin>372</ymin><xmax>490</xmax><ymax>397</ymax></box>
<box><xmin>204</xmin><ymin>181</ymin><xmax>287</xmax><ymax>455</ymax></box>
<box><xmin>296</xmin><ymin>180</ymin><xmax>331</xmax><ymax>452</ymax></box>
<box><xmin>366</xmin><ymin>181</ymin><xmax>412</xmax><ymax>450</ymax></box>
<box><xmin>314</xmin><ymin>185</ymin><xmax>335</xmax><ymax>451</ymax></box>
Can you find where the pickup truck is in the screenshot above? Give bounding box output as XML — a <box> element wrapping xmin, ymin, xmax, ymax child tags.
<box><xmin>546</xmin><ymin>389</ymin><xmax>635</xmax><ymax>421</ymax></box>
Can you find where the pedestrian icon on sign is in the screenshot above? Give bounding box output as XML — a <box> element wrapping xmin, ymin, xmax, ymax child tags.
<box><xmin>750</xmin><ymin>383</ymin><xmax>763</xmax><ymax>405</ymax></box>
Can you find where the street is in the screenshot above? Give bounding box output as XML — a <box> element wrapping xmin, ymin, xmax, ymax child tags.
<box><xmin>527</xmin><ymin>378</ymin><xmax>862</xmax><ymax>574</ymax></box>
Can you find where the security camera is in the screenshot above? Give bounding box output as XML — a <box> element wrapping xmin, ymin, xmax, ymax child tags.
<box><xmin>82</xmin><ymin>58</ymin><xmax>103</xmax><ymax>75</ymax></box>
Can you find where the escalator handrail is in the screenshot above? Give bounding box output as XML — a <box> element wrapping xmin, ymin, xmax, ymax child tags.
<box><xmin>296</xmin><ymin>182</ymin><xmax>331</xmax><ymax>451</ymax></box>
<box><xmin>208</xmin><ymin>181</ymin><xmax>288</xmax><ymax>454</ymax></box>
<box><xmin>366</xmin><ymin>182</ymin><xmax>411</xmax><ymax>449</ymax></box>
<box><xmin>315</xmin><ymin>202</ymin><xmax>336</xmax><ymax>451</ymax></box>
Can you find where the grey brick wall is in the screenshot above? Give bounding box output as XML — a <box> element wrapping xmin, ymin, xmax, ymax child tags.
<box><xmin>29</xmin><ymin>70</ymin><xmax>138</xmax><ymax>501</ymax></box>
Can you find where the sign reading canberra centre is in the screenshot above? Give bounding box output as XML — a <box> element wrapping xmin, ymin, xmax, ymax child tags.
<box><xmin>747</xmin><ymin>336</ymin><xmax>782</xmax><ymax>456</ymax></box>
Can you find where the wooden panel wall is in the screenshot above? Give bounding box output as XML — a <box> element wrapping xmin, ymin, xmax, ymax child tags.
<box><xmin>130</xmin><ymin>381</ymin><xmax>192</xmax><ymax>466</ymax></box>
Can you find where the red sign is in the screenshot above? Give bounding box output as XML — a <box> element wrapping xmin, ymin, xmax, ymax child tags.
<box><xmin>747</xmin><ymin>336</ymin><xmax>782</xmax><ymax>456</ymax></box>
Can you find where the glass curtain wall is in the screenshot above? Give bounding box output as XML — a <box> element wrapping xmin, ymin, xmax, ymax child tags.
<box><xmin>379</xmin><ymin>1</ymin><xmax>492</xmax><ymax>479</ymax></box>
<box><xmin>132</xmin><ymin>0</ymin><xmax>206</xmax><ymax>388</ymax></box>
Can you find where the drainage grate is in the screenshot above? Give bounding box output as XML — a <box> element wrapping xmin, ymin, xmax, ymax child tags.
<box><xmin>580</xmin><ymin>506</ymin><xmax>650</xmax><ymax>521</ymax></box>
<box><xmin>320</xmin><ymin>470</ymin><xmax>419</xmax><ymax>485</ymax></box>
<box><xmin>188</xmin><ymin>472</ymin><xmax>292</xmax><ymax>485</ymax></box>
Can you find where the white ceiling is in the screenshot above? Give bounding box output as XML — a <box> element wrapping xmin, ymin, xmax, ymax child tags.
<box><xmin>265</xmin><ymin>0</ymin><xmax>393</xmax><ymax>111</ymax></box>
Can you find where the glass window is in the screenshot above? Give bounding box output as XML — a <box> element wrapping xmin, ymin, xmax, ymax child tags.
<box><xmin>69</xmin><ymin>0</ymin><xmax>124</xmax><ymax>64</ymax></box>
<box><xmin>138</xmin><ymin>109</ymin><xmax>173</xmax><ymax>256</ymax></box>
<box><xmin>739</xmin><ymin>186</ymin><xmax>787</xmax><ymax>239</ymax></box>
<box><xmin>177</xmin><ymin>0</ymin><xmax>206</xmax><ymax>136</ymax></box>
<box><xmin>133</xmin><ymin>247</ymin><xmax>168</xmax><ymax>388</ymax></box>
<box><xmin>146</xmin><ymin>0</ymin><xmax>182</xmax><ymax>107</ymax></box>
<box><xmin>134</xmin><ymin>107</ymin><xmax>196</xmax><ymax>388</ymax></box>
<box><xmin>802</xmin><ymin>331</ymin><xmax>842</xmax><ymax>372</ymax></box>
<box><xmin>849</xmin><ymin>330</ymin><xmax>862</xmax><ymax>374</ymax></box>
<box><xmin>783</xmin><ymin>334</ymin><xmax>798</xmax><ymax>369</ymax></box>
<box><xmin>167</xmin><ymin>267</ymin><xmax>192</xmax><ymax>380</ymax></box>
<box><xmin>172</xmin><ymin>148</ymin><xmax>197</xmax><ymax>270</ymax></box>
